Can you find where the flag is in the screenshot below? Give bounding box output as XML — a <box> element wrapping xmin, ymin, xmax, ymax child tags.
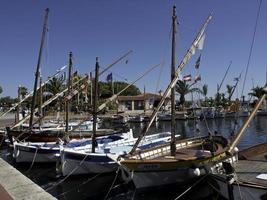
<box><xmin>197</xmin><ymin>34</ymin><xmax>205</xmax><ymax>50</ymax></box>
<box><xmin>106</xmin><ymin>73</ymin><xmax>113</xmax><ymax>82</ymax></box>
<box><xmin>194</xmin><ymin>75</ymin><xmax>201</xmax><ymax>83</ymax></box>
<box><xmin>195</xmin><ymin>54</ymin><xmax>201</xmax><ymax>69</ymax></box>
<box><xmin>183</xmin><ymin>74</ymin><xmax>192</xmax><ymax>81</ymax></box>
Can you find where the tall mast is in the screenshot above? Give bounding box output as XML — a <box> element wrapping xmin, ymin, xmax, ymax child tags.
<box><xmin>16</xmin><ymin>86</ymin><xmax>21</xmax><ymax>123</ymax></box>
<box><xmin>129</xmin><ymin>13</ymin><xmax>212</xmax><ymax>155</ymax></box>
<box><xmin>92</xmin><ymin>57</ymin><xmax>99</xmax><ymax>153</ymax></box>
<box><xmin>65</xmin><ymin>52</ymin><xmax>73</xmax><ymax>137</ymax></box>
<box><xmin>170</xmin><ymin>5</ymin><xmax>177</xmax><ymax>156</ymax></box>
<box><xmin>29</xmin><ymin>8</ymin><xmax>49</xmax><ymax>129</ymax></box>
<box><xmin>38</xmin><ymin>75</ymin><xmax>43</xmax><ymax>129</ymax></box>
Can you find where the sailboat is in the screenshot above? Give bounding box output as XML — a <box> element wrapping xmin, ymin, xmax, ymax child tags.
<box><xmin>118</xmin><ymin>6</ymin><xmax>235</xmax><ymax>190</ymax></box>
<box><xmin>59</xmin><ymin>60</ymin><xmax>178</xmax><ymax>176</ymax></box>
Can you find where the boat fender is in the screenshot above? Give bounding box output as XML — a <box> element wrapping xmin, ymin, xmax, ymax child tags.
<box><xmin>188</xmin><ymin>167</ymin><xmax>201</xmax><ymax>177</ymax></box>
<box><xmin>233</xmin><ymin>147</ymin><xmax>238</xmax><ymax>153</ymax></box>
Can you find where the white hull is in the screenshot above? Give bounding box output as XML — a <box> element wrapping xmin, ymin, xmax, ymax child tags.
<box><xmin>14</xmin><ymin>143</ymin><xmax>59</xmax><ymax>163</ymax></box>
<box><xmin>61</xmin><ymin>151</ymin><xmax>118</xmax><ymax>176</ymax></box>
<box><xmin>60</xmin><ymin>132</ymin><xmax>172</xmax><ymax>176</ymax></box>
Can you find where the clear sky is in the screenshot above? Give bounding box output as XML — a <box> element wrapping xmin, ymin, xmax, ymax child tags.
<box><xmin>0</xmin><ymin>0</ymin><xmax>266</xmax><ymax>100</ymax></box>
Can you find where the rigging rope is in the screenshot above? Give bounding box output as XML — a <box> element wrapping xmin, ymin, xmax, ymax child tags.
<box><xmin>241</xmin><ymin>0</ymin><xmax>262</xmax><ymax>97</ymax></box>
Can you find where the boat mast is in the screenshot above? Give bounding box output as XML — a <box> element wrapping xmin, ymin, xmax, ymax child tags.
<box><xmin>38</xmin><ymin>75</ymin><xmax>43</xmax><ymax>129</ymax></box>
<box><xmin>29</xmin><ymin>8</ymin><xmax>49</xmax><ymax>129</ymax></box>
<box><xmin>68</xmin><ymin>63</ymin><xmax>161</xmax><ymax>133</ymax></box>
<box><xmin>128</xmin><ymin>13</ymin><xmax>212</xmax><ymax>155</ymax></box>
<box><xmin>92</xmin><ymin>57</ymin><xmax>100</xmax><ymax>153</ymax></box>
<box><xmin>171</xmin><ymin>5</ymin><xmax>177</xmax><ymax>156</ymax></box>
<box><xmin>65</xmin><ymin>52</ymin><xmax>73</xmax><ymax>139</ymax></box>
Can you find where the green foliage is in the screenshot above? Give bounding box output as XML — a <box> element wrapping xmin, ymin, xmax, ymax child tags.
<box><xmin>175</xmin><ymin>80</ymin><xmax>201</xmax><ymax>109</ymax></box>
<box><xmin>0</xmin><ymin>96</ymin><xmax>18</xmax><ymax>108</ymax></box>
<box><xmin>249</xmin><ymin>86</ymin><xmax>265</xmax><ymax>99</ymax></box>
<box><xmin>0</xmin><ymin>86</ymin><xmax>2</xmax><ymax>95</ymax></box>
<box><xmin>98</xmin><ymin>81</ymin><xmax>141</xmax><ymax>99</ymax></box>
<box><xmin>19</xmin><ymin>86</ymin><xmax>28</xmax><ymax>98</ymax></box>
<box><xmin>226</xmin><ymin>84</ymin><xmax>233</xmax><ymax>101</ymax></box>
<box><xmin>45</xmin><ymin>76</ymin><xmax>66</xmax><ymax>95</ymax></box>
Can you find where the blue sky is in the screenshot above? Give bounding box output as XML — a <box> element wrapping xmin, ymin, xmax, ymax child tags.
<box><xmin>0</xmin><ymin>0</ymin><xmax>266</xmax><ymax>100</ymax></box>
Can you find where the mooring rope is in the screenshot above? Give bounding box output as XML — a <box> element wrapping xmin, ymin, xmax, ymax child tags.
<box><xmin>45</xmin><ymin>152</ymin><xmax>89</xmax><ymax>191</ymax></box>
<box><xmin>26</xmin><ymin>146</ymin><xmax>38</xmax><ymax>173</ymax></box>
<box><xmin>173</xmin><ymin>174</ymin><xmax>208</xmax><ymax>200</ymax></box>
<box><xmin>55</xmin><ymin>165</ymin><xmax>119</xmax><ymax>198</ymax></box>
<box><xmin>104</xmin><ymin>167</ymin><xmax>120</xmax><ymax>200</ymax></box>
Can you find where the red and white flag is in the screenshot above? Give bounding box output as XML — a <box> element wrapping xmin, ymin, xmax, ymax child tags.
<box><xmin>183</xmin><ymin>74</ymin><xmax>192</xmax><ymax>81</ymax></box>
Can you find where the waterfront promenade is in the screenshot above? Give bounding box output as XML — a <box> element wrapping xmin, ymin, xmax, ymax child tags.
<box><xmin>0</xmin><ymin>158</ymin><xmax>56</xmax><ymax>200</ymax></box>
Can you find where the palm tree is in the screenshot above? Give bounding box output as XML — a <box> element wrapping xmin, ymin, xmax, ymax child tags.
<box><xmin>201</xmin><ymin>84</ymin><xmax>208</xmax><ymax>98</ymax></box>
<box><xmin>175</xmin><ymin>80</ymin><xmax>201</xmax><ymax>109</ymax></box>
<box><xmin>19</xmin><ymin>86</ymin><xmax>28</xmax><ymax>98</ymax></box>
<box><xmin>45</xmin><ymin>76</ymin><xmax>65</xmax><ymax>112</ymax></box>
<box><xmin>249</xmin><ymin>86</ymin><xmax>264</xmax><ymax>99</ymax></box>
<box><xmin>226</xmin><ymin>84</ymin><xmax>233</xmax><ymax>101</ymax></box>
<box><xmin>45</xmin><ymin>77</ymin><xmax>65</xmax><ymax>96</ymax></box>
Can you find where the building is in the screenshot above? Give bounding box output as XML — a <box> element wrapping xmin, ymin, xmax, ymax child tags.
<box><xmin>117</xmin><ymin>93</ymin><xmax>169</xmax><ymax>114</ymax></box>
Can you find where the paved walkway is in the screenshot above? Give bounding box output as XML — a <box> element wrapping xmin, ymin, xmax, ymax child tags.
<box><xmin>0</xmin><ymin>158</ymin><xmax>56</xmax><ymax>200</ymax></box>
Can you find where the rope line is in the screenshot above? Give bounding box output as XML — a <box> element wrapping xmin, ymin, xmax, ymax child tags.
<box><xmin>241</xmin><ymin>0</ymin><xmax>262</xmax><ymax>97</ymax></box>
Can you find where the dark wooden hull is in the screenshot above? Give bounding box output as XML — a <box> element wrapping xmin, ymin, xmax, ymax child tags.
<box><xmin>239</xmin><ymin>141</ymin><xmax>267</xmax><ymax>161</ymax></box>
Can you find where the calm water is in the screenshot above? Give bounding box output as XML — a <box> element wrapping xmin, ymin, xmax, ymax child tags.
<box><xmin>1</xmin><ymin>116</ymin><xmax>267</xmax><ymax>200</ymax></box>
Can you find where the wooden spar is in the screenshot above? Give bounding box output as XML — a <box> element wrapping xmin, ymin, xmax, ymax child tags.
<box><xmin>98</xmin><ymin>50</ymin><xmax>133</xmax><ymax>76</ymax></box>
<box><xmin>0</xmin><ymin>65</ymin><xmax>67</xmax><ymax>119</ymax></box>
<box><xmin>11</xmin><ymin>74</ymin><xmax>88</xmax><ymax>129</ymax></box>
<box><xmin>61</xmin><ymin>51</ymin><xmax>132</xmax><ymax>103</ymax></box>
<box><xmin>128</xmin><ymin>13</ymin><xmax>213</xmax><ymax>155</ymax></box>
<box><xmin>65</xmin><ymin>52</ymin><xmax>73</xmax><ymax>138</ymax></box>
<box><xmin>170</xmin><ymin>5</ymin><xmax>177</xmax><ymax>156</ymax></box>
<box><xmin>29</xmin><ymin>8</ymin><xmax>49</xmax><ymax>129</ymax></box>
<box><xmin>68</xmin><ymin>62</ymin><xmax>161</xmax><ymax>133</ymax></box>
<box><xmin>92</xmin><ymin>57</ymin><xmax>99</xmax><ymax>153</ymax></box>
<box><xmin>217</xmin><ymin>61</ymin><xmax>232</xmax><ymax>93</ymax></box>
<box><xmin>228</xmin><ymin>91</ymin><xmax>267</xmax><ymax>154</ymax></box>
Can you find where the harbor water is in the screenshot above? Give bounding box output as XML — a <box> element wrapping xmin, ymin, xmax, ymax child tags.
<box><xmin>1</xmin><ymin>115</ymin><xmax>267</xmax><ymax>199</ymax></box>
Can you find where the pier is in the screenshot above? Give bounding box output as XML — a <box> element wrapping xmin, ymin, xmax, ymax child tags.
<box><xmin>0</xmin><ymin>158</ymin><xmax>56</xmax><ymax>200</ymax></box>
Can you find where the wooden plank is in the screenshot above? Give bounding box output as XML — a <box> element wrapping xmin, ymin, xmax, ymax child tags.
<box><xmin>235</xmin><ymin>160</ymin><xmax>267</xmax><ymax>186</ymax></box>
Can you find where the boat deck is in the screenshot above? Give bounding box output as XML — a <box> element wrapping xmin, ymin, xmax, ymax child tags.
<box><xmin>235</xmin><ymin>160</ymin><xmax>267</xmax><ymax>187</ymax></box>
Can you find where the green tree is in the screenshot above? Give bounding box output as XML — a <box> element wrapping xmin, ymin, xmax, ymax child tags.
<box><xmin>45</xmin><ymin>77</ymin><xmax>65</xmax><ymax>95</ymax></box>
<box><xmin>226</xmin><ymin>84</ymin><xmax>233</xmax><ymax>101</ymax></box>
<box><xmin>0</xmin><ymin>86</ymin><xmax>2</xmax><ymax>95</ymax></box>
<box><xmin>249</xmin><ymin>86</ymin><xmax>265</xmax><ymax>99</ymax></box>
<box><xmin>44</xmin><ymin>76</ymin><xmax>65</xmax><ymax>111</ymax></box>
<box><xmin>19</xmin><ymin>86</ymin><xmax>28</xmax><ymax>98</ymax></box>
<box><xmin>175</xmin><ymin>80</ymin><xmax>201</xmax><ymax>109</ymax></box>
<box><xmin>99</xmin><ymin>81</ymin><xmax>141</xmax><ymax>99</ymax></box>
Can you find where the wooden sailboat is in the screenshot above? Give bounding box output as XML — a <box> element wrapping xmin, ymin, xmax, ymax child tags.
<box><xmin>119</xmin><ymin>6</ymin><xmax>233</xmax><ymax>190</ymax></box>
<box><xmin>207</xmin><ymin>90</ymin><xmax>267</xmax><ymax>200</ymax></box>
<box><xmin>6</xmin><ymin>39</ymin><xmax>133</xmax><ymax>144</ymax></box>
